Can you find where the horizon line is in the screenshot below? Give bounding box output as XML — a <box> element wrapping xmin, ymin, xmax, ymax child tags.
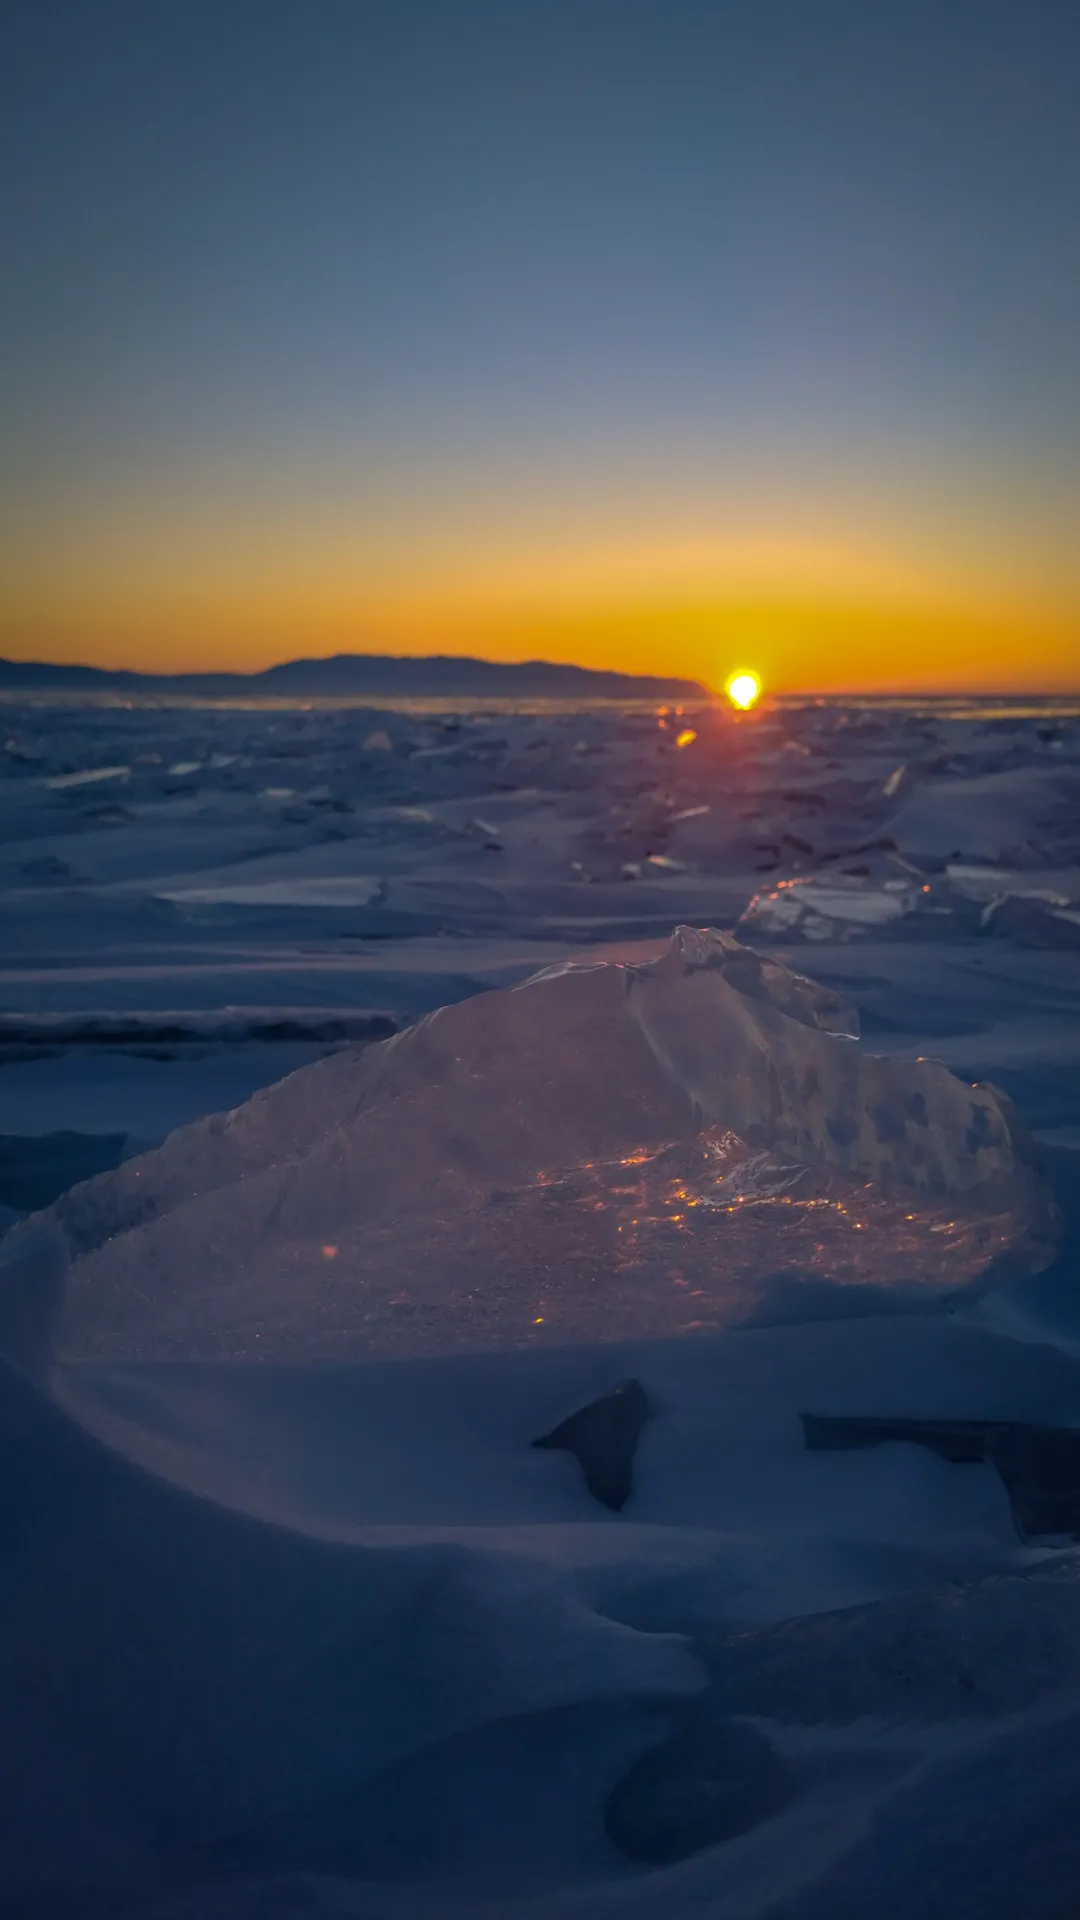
<box><xmin>3</xmin><ymin>648</ymin><xmax>1080</xmax><ymax>703</ymax></box>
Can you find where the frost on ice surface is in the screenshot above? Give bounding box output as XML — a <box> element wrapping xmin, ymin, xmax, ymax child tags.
<box><xmin>20</xmin><ymin>926</ymin><xmax>1058</xmax><ymax>1364</ymax></box>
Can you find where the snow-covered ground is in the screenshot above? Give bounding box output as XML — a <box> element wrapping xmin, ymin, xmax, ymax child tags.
<box><xmin>2</xmin><ymin>690</ymin><xmax>1080</xmax><ymax>1918</ymax></box>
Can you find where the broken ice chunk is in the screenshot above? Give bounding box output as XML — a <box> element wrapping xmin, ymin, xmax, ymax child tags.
<box><xmin>43</xmin><ymin>765</ymin><xmax>130</xmax><ymax>790</ymax></box>
<box><xmin>982</xmin><ymin>896</ymin><xmax>1080</xmax><ymax>948</ymax></box>
<box><xmin>14</xmin><ymin>926</ymin><xmax>1058</xmax><ymax>1365</ymax></box>
<box><xmin>802</xmin><ymin>1414</ymin><xmax>1080</xmax><ymax>1543</ymax></box>
<box><xmin>736</xmin><ymin>874</ymin><xmax>922</xmax><ymax>940</ymax></box>
<box><xmin>467</xmin><ymin>816</ymin><xmax>503</xmax><ymax>847</ymax></box>
<box><xmin>888</xmin><ymin>767</ymin><xmax>1080</xmax><ymax>866</ymax></box>
<box><xmin>946</xmin><ymin>863</ymin><xmax>1078</xmax><ymax>906</ymax></box>
<box><xmin>946</xmin><ymin>864</ymin><xmax>1080</xmax><ymax>947</ymax></box>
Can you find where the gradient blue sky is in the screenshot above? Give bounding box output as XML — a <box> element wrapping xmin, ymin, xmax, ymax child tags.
<box><xmin>3</xmin><ymin>0</ymin><xmax>1078</xmax><ymax>688</ymax></box>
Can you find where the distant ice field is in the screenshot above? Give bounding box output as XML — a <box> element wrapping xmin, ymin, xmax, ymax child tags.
<box><xmin>3</xmin><ymin>688</ymin><xmax>1078</xmax><ymax>1202</ymax></box>
<box><xmin>2</xmin><ymin>690</ymin><xmax>1080</xmax><ymax>1917</ymax></box>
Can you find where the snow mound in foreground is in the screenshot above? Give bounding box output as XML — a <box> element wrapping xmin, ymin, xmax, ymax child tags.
<box><xmin>9</xmin><ymin>926</ymin><xmax>1059</xmax><ymax>1364</ymax></box>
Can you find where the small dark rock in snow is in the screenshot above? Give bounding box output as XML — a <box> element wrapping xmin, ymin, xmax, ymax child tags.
<box><xmin>605</xmin><ymin>1712</ymin><xmax>795</xmax><ymax>1864</ymax></box>
<box><xmin>532</xmin><ymin>1378</ymin><xmax>651</xmax><ymax>1511</ymax></box>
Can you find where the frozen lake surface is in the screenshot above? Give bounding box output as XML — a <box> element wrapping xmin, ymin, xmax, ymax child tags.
<box><xmin>2</xmin><ymin>690</ymin><xmax>1080</xmax><ymax>1918</ymax></box>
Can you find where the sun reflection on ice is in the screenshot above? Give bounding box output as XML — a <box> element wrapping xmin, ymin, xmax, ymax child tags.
<box><xmin>497</xmin><ymin>1127</ymin><xmax>1019</xmax><ymax>1341</ymax></box>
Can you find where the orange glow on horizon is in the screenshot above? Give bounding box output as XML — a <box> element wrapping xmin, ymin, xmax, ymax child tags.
<box><xmin>2</xmin><ymin>581</ymin><xmax>1078</xmax><ymax>695</ymax></box>
<box><xmin>2</xmin><ymin>464</ymin><xmax>1079</xmax><ymax>693</ymax></box>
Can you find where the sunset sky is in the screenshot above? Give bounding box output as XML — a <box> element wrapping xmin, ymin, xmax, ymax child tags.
<box><xmin>3</xmin><ymin>0</ymin><xmax>1078</xmax><ymax>692</ymax></box>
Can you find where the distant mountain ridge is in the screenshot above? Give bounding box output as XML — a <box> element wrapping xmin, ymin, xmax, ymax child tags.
<box><xmin>0</xmin><ymin>652</ymin><xmax>706</xmax><ymax>699</ymax></box>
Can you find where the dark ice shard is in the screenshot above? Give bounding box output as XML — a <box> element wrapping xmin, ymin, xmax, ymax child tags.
<box><xmin>605</xmin><ymin>1712</ymin><xmax>794</xmax><ymax>1864</ymax></box>
<box><xmin>802</xmin><ymin>1412</ymin><xmax>1080</xmax><ymax>1542</ymax></box>
<box><xmin>532</xmin><ymin>1378</ymin><xmax>651</xmax><ymax>1511</ymax></box>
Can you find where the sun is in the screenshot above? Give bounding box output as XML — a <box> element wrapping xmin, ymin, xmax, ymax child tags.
<box><xmin>725</xmin><ymin>669</ymin><xmax>761</xmax><ymax>710</ymax></box>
